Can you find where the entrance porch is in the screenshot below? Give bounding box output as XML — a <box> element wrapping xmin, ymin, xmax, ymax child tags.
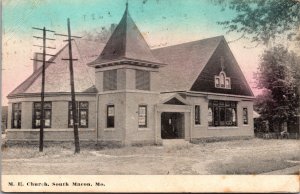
<box><xmin>154</xmin><ymin>103</ymin><xmax>192</xmax><ymax>144</ymax></box>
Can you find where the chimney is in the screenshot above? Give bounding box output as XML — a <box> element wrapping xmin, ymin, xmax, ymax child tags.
<box><xmin>33</xmin><ymin>52</ymin><xmax>43</xmax><ymax>72</ymax></box>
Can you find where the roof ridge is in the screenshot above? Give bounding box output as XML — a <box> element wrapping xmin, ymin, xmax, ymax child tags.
<box><xmin>123</xmin><ymin>6</ymin><xmax>128</xmax><ymax>59</ymax></box>
<box><xmin>152</xmin><ymin>35</ymin><xmax>224</xmax><ymax>51</ymax></box>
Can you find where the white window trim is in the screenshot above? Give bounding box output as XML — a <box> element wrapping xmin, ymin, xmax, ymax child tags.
<box><xmin>208</xmin><ymin>126</ymin><xmax>239</xmax><ymax>130</ymax></box>
<box><xmin>106</xmin><ymin>104</ymin><xmax>115</xmax><ymax>129</ymax></box>
<box><xmin>138</xmin><ymin>104</ymin><xmax>148</xmax><ymax>128</ymax></box>
<box><xmin>242</xmin><ymin>107</ymin><xmax>249</xmax><ymax>126</ymax></box>
<box><xmin>215</xmin><ymin>71</ymin><xmax>231</xmax><ymax>89</ymax></box>
<box><xmin>138</xmin><ymin>128</ymin><xmax>151</xmax><ymax>131</ymax></box>
<box><xmin>104</xmin><ymin>128</ymin><xmax>115</xmax><ymax>131</ymax></box>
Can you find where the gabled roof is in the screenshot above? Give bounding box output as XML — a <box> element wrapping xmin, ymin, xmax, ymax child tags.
<box><xmin>88</xmin><ymin>4</ymin><xmax>162</xmax><ymax>66</ymax></box>
<box><xmin>190</xmin><ymin>38</ymin><xmax>254</xmax><ymax>96</ymax></box>
<box><xmin>9</xmin><ymin>35</ymin><xmax>253</xmax><ymax>97</ymax></box>
<box><xmin>8</xmin><ymin>39</ymin><xmax>105</xmax><ymax>97</ymax></box>
<box><xmin>160</xmin><ymin>93</ymin><xmax>188</xmax><ymax>105</ymax></box>
<box><xmin>152</xmin><ymin>36</ymin><xmax>223</xmax><ymax>92</ymax></box>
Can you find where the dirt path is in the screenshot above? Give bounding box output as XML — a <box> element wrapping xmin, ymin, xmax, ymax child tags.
<box><xmin>2</xmin><ymin>139</ymin><xmax>300</xmax><ymax>175</ymax></box>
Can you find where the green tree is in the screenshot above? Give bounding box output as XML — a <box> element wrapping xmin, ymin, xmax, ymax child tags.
<box><xmin>254</xmin><ymin>46</ymin><xmax>299</xmax><ymax>131</ymax></box>
<box><xmin>81</xmin><ymin>26</ymin><xmax>112</xmax><ymax>43</ymax></box>
<box><xmin>213</xmin><ymin>0</ymin><xmax>300</xmax><ymax>46</ymax></box>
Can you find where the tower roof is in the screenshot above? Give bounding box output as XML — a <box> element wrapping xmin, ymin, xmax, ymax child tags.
<box><xmin>88</xmin><ymin>4</ymin><xmax>163</xmax><ymax>67</ymax></box>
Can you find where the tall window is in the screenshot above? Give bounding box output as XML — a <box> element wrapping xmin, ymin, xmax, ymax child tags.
<box><xmin>107</xmin><ymin>105</ymin><xmax>115</xmax><ymax>128</ymax></box>
<box><xmin>12</xmin><ymin>103</ymin><xmax>21</xmax><ymax>128</ymax></box>
<box><xmin>103</xmin><ymin>70</ymin><xmax>117</xmax><ymax>91</ymax></box>
<box><xmin>243</xmin><ymin>108</ymin><xmax>248</xmax><ymax>125</ymax></box>
<box><xmin>195</xmin><ymin>105</ymin><xmax>201</xmax><ymax>125</ymax></box>
<box><xmin>138</xmin><ymin>105</ymin><xmax>147</xmax><ymax>128</ymax></box>
<box><xmin>220</xmin><ymin>73</ymin><xmax>225</xmax><ymax>87</ymax></box>
<box><xmin>136</xmin><ymin>70</ymin><xmax>150</xmax><ymax>90</ymax></box>
<box><xmin>225</xmin><ymin>78</ymin><xmax>230</xmax><ymax>89</ymax></box>
<box><xmin>208</xmin><ymin>100</ymin><xmax>237</xmax><ymax>127</ymax></box>
<box><xmin>68</xmin><ymin>101</ymin><xmax>89</xmax><ymax>128</ymax></box>
<box><xmin>215</xmin><ymin>78</ymin><xmax>220</xmax><ymax>88</ymax></box>
<box><xmin>33</xmin><ymin>102</ymin><xmax>52</xmax><ymax>128</ymax></box>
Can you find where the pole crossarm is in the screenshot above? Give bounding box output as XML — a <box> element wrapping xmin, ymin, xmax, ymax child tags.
<box><xmin>32</xmin><ymin>27</ymin><xmax>55</xmax><ymax>33</ymax></box>
<box><xmin>55</xmin><ymin>33</ymin><xmax>82</xmax><ymax>38</ymax></box>
<box><xmin>30</xmin><ymin>59</ymin><xmax>55</xmax><ymax>63</ymax></box>
<box><xmin>34</xmin><ymin>52</ymin><xmax>56</xmax><ymax>57</ymax></box>
<box><xmin>63</xmin><ymin>39</ymin><xmax>77</xmax><ymax>42</ymax></box>
<box><xmin>33</xmin><ymin>36</ymin><xmax>55</xmax><ymax>41</ymax></box>
<box><xmin>33</xmin><ymin>45</ymin><xmax>56</xmax><ymax>49</ymax></box>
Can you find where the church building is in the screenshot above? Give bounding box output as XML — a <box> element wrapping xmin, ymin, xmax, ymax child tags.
<box><xmin>6</xmin><ymin>4</ymin><xmax>255</xmax><ymax>145</ymax></box>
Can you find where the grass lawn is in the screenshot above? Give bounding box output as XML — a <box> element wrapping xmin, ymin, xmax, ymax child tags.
<box><xmin>1</xmin><ymin>138</ymin><xmax>299</xmax><ymax>175</ymax></box>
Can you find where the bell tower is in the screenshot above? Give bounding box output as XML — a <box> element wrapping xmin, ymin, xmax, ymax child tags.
<box><xmin>88</xmin><ymin>3</ymin><xmax>166</xmax><ymax>145</ymax></box>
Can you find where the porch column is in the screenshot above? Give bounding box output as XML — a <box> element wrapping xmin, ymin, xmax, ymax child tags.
<box><xmin>154</xmin><ymin>105</ymin><xmax>162</xmax><ymax>145</ymax></box>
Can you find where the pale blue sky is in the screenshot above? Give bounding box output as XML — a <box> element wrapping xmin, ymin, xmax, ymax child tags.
<box><xmin>2</xmin><ymin>0</ymin><xmax>264</xmax><ymax>105</ymax></box>
<box><xmin>3</xmin><ymin>0</ymin><xmax>235</xmax><ymax>37</ymax></box>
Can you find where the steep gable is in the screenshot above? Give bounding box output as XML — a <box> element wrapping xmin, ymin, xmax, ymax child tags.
<box><xmin>190</xmin><ymin>39</ymin><xmax>253</xmax><ymax>96</ymax></box>
<box><xmin>152</xmin><ymin>36</ymin><xmax>223</xmax><ymax>92</ymax></box>
<box><xmin>88</xmin><ymin>5</ymin><xmax>162</xmax><ymax>66</ymax></box>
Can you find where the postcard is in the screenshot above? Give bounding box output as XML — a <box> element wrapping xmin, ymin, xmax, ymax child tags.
<box><xmin>1</xmin><ymin>0</ymin><xmax>299</xmax><ymax>192</ymax></box>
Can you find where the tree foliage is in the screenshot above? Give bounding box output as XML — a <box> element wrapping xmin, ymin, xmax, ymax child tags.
<box><xmin>213</xmin><ymin>0</ymin><xmax>300</xmax><ymax>46</ymax></box>
<box><xmin>254</xmin><ymin>46</ymin><xmax>300</xmax><ymax>128</ymax></box>
<box><xmin>81</xmin><ymin>26</ymin><xmax>112</xmax><ymax>43</ymax></box>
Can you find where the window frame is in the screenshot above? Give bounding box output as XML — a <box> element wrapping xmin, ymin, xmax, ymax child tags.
<box><xmin>106</xmin><ymin>104</ymin><xmax>115</xmax><ymax>128</ymax></box>
<box><xmin>12</xmin><ymin>103</ymin><xmax>22</xmax><ymax>129</ymax></box>
<box><xmin>214</xmin><ymin>71</ymin><xmax>231</xmax><ymax>89</ymax></box>
<box><xmin>138</xmin><ymin>105</ymin><xmax>148</xmax><ymax>128</ymax></box>
<box><xmin>208</xmin><ymin>100</ymin><xmax>237</xmax><ymax>127</ymax></box>
<box><xmin>243</xmin><ymin>107</ymin><xmax>249</xmax><ymax>125</ymax></box>
<box><xmin>68</xmin><ymin>101</ymin><xmax>89</xmax><ymax>128</ymax></box>
<box><xmin>32</xmin><ymin>102</ymin><xmax>52</xmax><ymax>129</ymax></box>
<box><xmin>194</xmin><ymin>105</ymin><xmax>201</xmax><ymax>125</ymax></box>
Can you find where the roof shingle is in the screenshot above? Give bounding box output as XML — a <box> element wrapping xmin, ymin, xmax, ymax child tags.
<box><xmin>152</xmin><ymin>36</ymin><xmax>223</xmax><ymax>92</ymax></box>
<box><xmin>8</xmin><ymin>39</ymin><xmax>105</xmax><ymax>96</ymax></box>
<box><xmin>9</xmin><ymin>36</ymin><xmax>253</xmax><ymax>97</ymax></box>
<box><xmin>88</xmin><ymin>5</ymin><xmax>162</xmax><ymax>66</ymax></box>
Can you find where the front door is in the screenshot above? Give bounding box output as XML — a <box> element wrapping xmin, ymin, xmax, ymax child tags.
<box><xmin>161</xmin><ymin>112</ymin><xmax>184</xmax><ymax>139</ymax></box>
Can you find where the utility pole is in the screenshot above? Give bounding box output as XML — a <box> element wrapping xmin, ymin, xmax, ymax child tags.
<box><xmin>56</xmin><ymin>18</ymin><xmax>81</xmax><ymax>154</ymax></box>
<box><xmin>32</xmin><ymin>27</ymin><xmax>55</xmax><ymax>152</ymax></box>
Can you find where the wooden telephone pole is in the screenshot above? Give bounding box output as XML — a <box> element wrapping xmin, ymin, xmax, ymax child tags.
<box><xmin>32</xmin><ymin>27</ymin><xmax>55</xmax><ymax>152</ymax></box>
<box><xmin>56</xmin><ymin>18</ymin><xmax>81</xmax><ymax>153</ymax></box>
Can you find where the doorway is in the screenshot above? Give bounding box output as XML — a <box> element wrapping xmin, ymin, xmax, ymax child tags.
<box><xmin>161</xmin><ymin>112</ymin><xmax>184</xmax><ymax>139</ymax></box>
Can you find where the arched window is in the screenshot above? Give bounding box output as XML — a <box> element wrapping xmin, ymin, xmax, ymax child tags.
<box><xmin>220</xmin><ymin>73</ymin><xmax>225</xmax><ymax>87</ymax></box>
<box><xmin>215</xmin><ymin>71</ymin><xmax>231</xmax><ymax>89</ymax></box>
<box><xmin>215</xmin><ymin>77</ymin><xmax>220</xmax><ymax>87</ymax></box>
<box><xmin>225</xmin><ymin>78</ymin><xmax>230</xmax><ymax>89</ymax></box>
